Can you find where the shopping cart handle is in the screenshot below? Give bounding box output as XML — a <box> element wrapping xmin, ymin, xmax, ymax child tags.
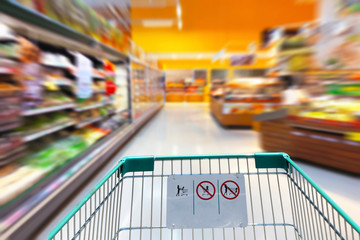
<box><xmin>254</xmin><ymin>152</ymin><xmax>290</xmax><ymax>171</ymax></box>
<box><xmin>119</xmin><ymin>155</ymin><xmax>155</xmax><ymax>177</ymax></box>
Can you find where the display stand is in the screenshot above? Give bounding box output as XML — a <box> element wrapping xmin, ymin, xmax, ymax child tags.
<box><xmin>259</xmin><ymin>118</ymin><xmax>360</xmax><ymax>174</ymax></box>
<box><xmin>210</xmin><ymin>97</ymin><xmax>253</xmax><ymax>127</ymax></box>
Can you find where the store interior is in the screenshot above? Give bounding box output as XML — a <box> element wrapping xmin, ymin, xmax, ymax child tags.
<box><xmin>0</xmin><ymin>0</ymin><xmax>360</xmax><ymax>239</ymax></box>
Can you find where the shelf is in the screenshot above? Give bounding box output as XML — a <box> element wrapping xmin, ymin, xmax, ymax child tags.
<box><xmin>0</xmin><ymin>121</ymin><xmax>22</xmax><ymax>132</ymax></box>
<box><xmin>43</xmin><ymin>80</ymin><xmax>74</xmax><ymax>88</ymax></box>
<box><xmin>288</xmin><ymin>116</ymin><xmax>360</xmax><ymax>134</ymax></box>
<box><xmin>0</xmin><ymin>145</ymin><xmax>26</xmax><ymax>160</ymax></box>
<box><xmin>22</xmin><ymin>103</ymin><xmax>75</xmax><ymax>116</ymax></box>
<box><xmin>93</xmin><ymin>89</ymin><xmax>106</xmax><ymax>94</ymax></box>
<box><xmin>0</xmin><ymin>34</ymin><xmax>18</xmax><ymax>42</ymax></box>
<box><xmin>289</xmin><ymin>123</ymin><xmax>346</xmax><ymax>135</ymax></box>
<box><xmin>0</xmin><ymin>1</ymin><xmax>127</xmax><ymax>62</ymax></box>
<box><xmin>54</xmin><ymin>80</ymin><xmax>74</xmax><ymax>87</ymax></box>
<box><xmin>75</xmin><ymin>102</ymin><xmax>111</xmax><ymax>112</ymax></box>
<box><xmin>115</xmin><ymin>108</ymin><xmax>129</xmax><ymax>114</ymax></box>
<box><xmin>41</xmin><ymin>63</ymin><xmax>73</xmax><ymax>70</ymax></box>
<box><xmin>0</xmin><ymin>146</ymin><xmax>27</xmax><ymax>167</ymax></box>
<box><xmin>23</xmin><ymin>121</ymin><xmax>75</xmax><ymax>142</ymax></box>
<box><xmin>0</xmin><ymin>104</ymin><xmax>164</xmax><ymax>239</ymax></box>
<box><xmin>0</xmin><ymin>55</ymin><xmax>19</xmax><ymax>62</ymax></box>
<box><xmin>76</xmin><ymin>116</ymin><xmax>103</xmax><ymax>128</ymax></box>
<box><xmin>93</xmin><ymin>75</ymin><xmax>106</xmax><ymax>80</ymax></box>
<box><xmin>278</xmin><ymin>47</ymin><xmax>314</xmax><ymax>57</ymax></box>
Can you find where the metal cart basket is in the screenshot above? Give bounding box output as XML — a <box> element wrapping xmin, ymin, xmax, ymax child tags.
<box><xmin>49</xmin><ymin>153</ymin><xmax>360</xmax><ymax>240</ymax></box>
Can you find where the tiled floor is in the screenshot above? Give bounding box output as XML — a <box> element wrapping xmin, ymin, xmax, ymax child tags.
<box><xmin>37</xmin><ymin>103</ymin><xmax>360</xmax><ymax>239</ymax></box>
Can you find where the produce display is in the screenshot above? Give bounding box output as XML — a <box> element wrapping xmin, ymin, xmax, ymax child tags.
<box><xmin>210</xmin><ymin>73</ymin><xmax>284</xmax><ymax>127</ymax></box>
<box><xmin>290</xmin><ymin>98</ymin><xmax>360</xmax><ymax>127</ymax></box>
<box><xmin>165</xmin><ymin>69</ymin><xmax>207</xmax><ymax>102</ymax></box>
<box><xmin>222</xmin><ymin>102</ymin><xmax>281</xmax><ymax>115</ymax></box>
<box><xmin>185</xmin><ymin>78</ymin><xmax>206</xmax><ymax>94</ymax></box>
<box><xmin>166</xmin><ymin>80</ymin><xmax>185</xmax><ymax>93</ymax></box>
<box><xmin>219</xmin><ymin>77</ymin><xmax>283</xmax><ymax>103</ymax></box>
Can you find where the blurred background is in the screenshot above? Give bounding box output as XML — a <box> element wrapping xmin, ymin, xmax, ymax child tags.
<box><xmin>0</xmin><ymin>0</ymin><xmax>360</xmax><ymax>239</ymax></box>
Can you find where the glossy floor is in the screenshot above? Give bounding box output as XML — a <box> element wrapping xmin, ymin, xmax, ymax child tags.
<box><xmin>38</xmin><ymin>103</ymin><xmax>360</xmax><ymax>239</ymax></box>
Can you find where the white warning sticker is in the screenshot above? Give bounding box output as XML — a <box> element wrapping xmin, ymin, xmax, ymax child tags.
<box><xmin>166</xmin><ymin>174</ymin><xmax>248</xmax><ymax>229</ymax></box>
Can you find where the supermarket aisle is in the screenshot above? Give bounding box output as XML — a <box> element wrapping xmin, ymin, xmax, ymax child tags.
<box><xmin>37</xmin><ymin>103</ymin><xmax>360</xmax><ymax>239</ymax></box>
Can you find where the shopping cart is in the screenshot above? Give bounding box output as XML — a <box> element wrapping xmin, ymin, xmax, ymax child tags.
<box><xmin>49</xmin><ymin>153</ymin><xmax>360</xmax><ymax>240</ymax></box>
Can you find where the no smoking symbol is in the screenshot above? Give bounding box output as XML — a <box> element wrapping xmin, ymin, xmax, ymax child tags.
<box><xmin>221</xmin><ymin>180</ymin><xmax>240</xmax><ymax>200</ymax></box>
<box><xmin>196</xmin><ymin>181</ymin><xmax>215</xmax><ymax>200</ymax></box>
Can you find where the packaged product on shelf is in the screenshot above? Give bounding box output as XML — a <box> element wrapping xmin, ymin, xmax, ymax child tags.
<box><xmin>0</xmin><ymin>133</ymin><xmax>23</xmax><ymax>161</ymax></box>
<box><xmin>18</xmin><ymin>37</ymin><xmax>45</xmax><ymax>110</ymax></box>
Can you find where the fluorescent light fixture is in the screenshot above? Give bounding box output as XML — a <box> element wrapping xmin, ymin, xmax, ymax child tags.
<box><xmin>178</xmin><ymin>20</ymin><xmax>183</xmax><ymax>30</ymax></box>
<box><xmin>177</xmin><ymin>4</ymin><xmax>182</xmax><ymax>17</ymax></box>
<box><xmin>172</xmin><ymin>54</ymin><xmax>177</xmax><ymax>59</ymax></box>
<box><xmin>197</xmin><ymin>54</ymin><xmax>203</xmax><ymax>59</ymax></box>
<box><xmin>143</xmin><ymin>19</ymin><xmax>173</xmax><ymax>27</ymax></box>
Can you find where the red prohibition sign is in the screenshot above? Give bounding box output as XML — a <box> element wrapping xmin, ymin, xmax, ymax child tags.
<box><xmin>196</xmin><ymin>181</ymin><xmax>215</xmax><ymax>200</ymax></box>
<box><xmin>221</xmin><ymin>180</ymin><xmax>240</xmax><ymax>200</ymax></box>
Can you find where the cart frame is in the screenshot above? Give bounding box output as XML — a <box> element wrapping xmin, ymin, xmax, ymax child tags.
<box><xmin>49</xmin><ymin>152</ymin><xmax>360</xmax><ymax>240</ymax></box>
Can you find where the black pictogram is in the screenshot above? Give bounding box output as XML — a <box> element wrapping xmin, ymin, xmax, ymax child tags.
<box><xmin>176</xmin><ymin>185</ymin><xmax>188</xmax><ymax>196</ymax></box>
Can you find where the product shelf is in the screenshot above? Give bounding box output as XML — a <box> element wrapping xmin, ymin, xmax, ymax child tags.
<box><xmin>21</xmin><ymin>103</ymin><xmax>75</xmax><ymax>116</ymax></box>
<box><xmin>41</xmin><ymin>63</ymin><xmax>73</xmax><ymax>71</ymax></box>
<box><xmin>23</xmin><ymin>121</ymin><xmax>75</xmax><ymax>142</ymax></box>
<box><xmin>0</xmin><ymin>3</ymin><xmax>165</xmax><ymax>239</ymax></box>
<box><xmin>0</xmin><ymin>145</ymin><xmax>27</xmax><ymax>167</ymax></box>
<box><xmin>0</xmin><ymin>103</ymin><xmax>163</xmax><ymax>239</ymax></box>
<box><xmin>0</xmin><ymin>1</ymin><xmax>127</xmax><ymax>62</ymax></box>
<box><xmin>0</xmin><ymin>120</ymin><xmax>22</xmax><ymax>132</ymax></box>
<box><xmin>75</xmin><ymin>101</ymin><xmax>111</xmax><ymax>112</ymax></box>
<box><xmin>0</xmin><ymin>145</ymin><xmax>26</xmax><ymax>161</ymax></box>
<box><xmin>93</xmin><ymin>75</ymin><xmax>106</xmax><ymax>80</ymax></box>
<box><xmin>278</xmin><ymin>47</ymin><xmax>314</xmax><ymax>57</ymax></box>
<box><xmin>115</xmin><ymin>108</ymin><xmax>129</xmax><ymax>114</ymax></box>
<box><xmin>76</xmin><ymin>116</ymin><xmax>104</xmax><ymax>128</ymax></box>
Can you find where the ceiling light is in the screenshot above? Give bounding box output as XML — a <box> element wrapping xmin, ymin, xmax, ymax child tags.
<box><xmin>177</xmin><ymin>4</ymin><xmax>182</xmax><ymax>17</ymax></box>
<box><xmin>197</xmin><ymin>54</ymin><xmax>203</xmax><ymax>59</ymax></box>
<box><xmin>178</xmin><ymin>20</ymin><xmax>183</xmax><ymax>30</ymax></box>
<box><xmin>172</xmin><ymin>54</ymin><xmax>177</xmax><ymax>59</ymax></box>
<box><xmin>143</xmin><ymin>19</ymin><xmax>174</xmax><ymax>28</ymax></box>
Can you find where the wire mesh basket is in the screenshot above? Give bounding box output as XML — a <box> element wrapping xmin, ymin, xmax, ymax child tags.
<box><xmin>49</xmin><ymin>153</ymin><xmax>360</xmax><ymax>240</ymax></box>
